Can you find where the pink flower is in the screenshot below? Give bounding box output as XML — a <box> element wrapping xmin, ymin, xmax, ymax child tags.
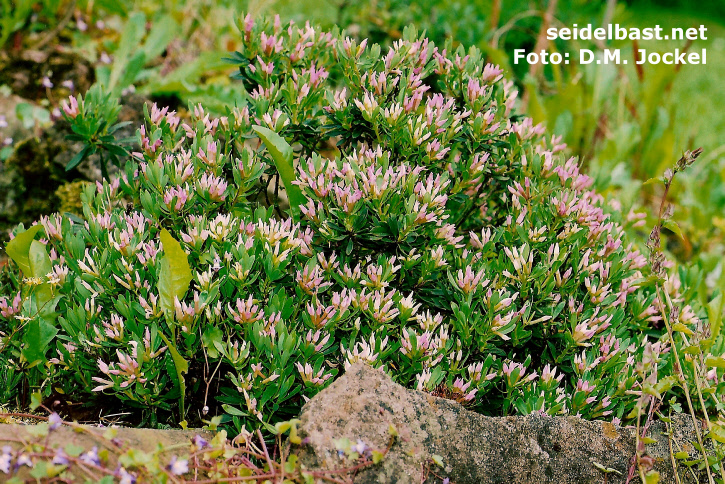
<box><xmin>163</xmin><ymin>185</ymin><xmax>189</xmax><ymax>211</ymax></box>
<box><xmin>0</xmin><ymin>292</ymin><xmax>21</xmax><ymax>319</ymax></box>
<box><xmin>61</xmin><ymin>95</ymin><xmax>80</xmax><ymax>118</ymax></box>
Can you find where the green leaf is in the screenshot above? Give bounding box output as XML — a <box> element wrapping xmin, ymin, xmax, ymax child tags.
<box><xmin>158</xmin><ymin>332</ymin><xmax>188</xmax><ymax>418</ymax></box>
<box><xmin>117</xmin><ymin>51</ymin><xmax>147</xmax><ymax>92</ymax></box>
<box><xmin>662</xmin><ymin>219</ymin><xmax>684</xmax><ymax>240</ymax></box>
<box><xmin>6</xmin><ymin>224</ymin><xmax>43</xmax><ymax>275</ymax></box>
<box><xmin>108</xmin><ymin>121</ymin><xmax>132</xmax><ymax>134</ymax></box>
<box><xmin>222</xmin><ymin>404</ymin><xmax>246</xmax><ymax>416</ymax></box>
<box><xmin>671</xmin><ymin>322</ymin><xmax>694</xmax><ymax>335</ymax></box>
<box><xmin>141</xmin><ymin>14</ymin><xmax>177</xmax><ymax>61</ymax></box>
<box><xmin>29</xmin><ymin>240</ymin><xmax>53</xmax><ymax>308</ymax></box>
<box><xmin>202</xmin><ymin>326</ymin><xmax>223</xmax><ymax>359</ymax></box>
<box><xmin>158</xmin><ymin>229</ymin><xmax>192</xmax><ymax>316</ymax></box>
<box><xmin>708</xmin><ymin>424</ymin><xmax>725</xmax><ymax>443</ymax></box>
<box><xmin>683</xmin><ymin>345</ymin><xmax>702</xmax><ymax>355</ymax></box>
<box><xmin>29</xmin><ymin>460</ymin><xmax>49</xmax><ymax>479</ymax></box>
<box><xmin>252</xmin><ymin>125</ymin><xmax>305</xmax><ymax>213</ymax></box>
<box><xmin>643</xmin><ymin>470</ymin><xmax>660</xmax><ymax>484</ymax></box>
<box><xmin>285</xmin><ymin>454</ymin><xmax>298</xmax><ymax>473</ymax></box>
<box><xmin>705</xmin><ymin>355</ymin><xmax>725</xmax><ymax>368</ymax></box>
<box><xmin>108</xmin><ymin>12</ymin><xmax>146</xmax><ymax>91</ymax></box>
<box><xmin>30</xmin><ymin>392</ymin><xmax>43</xmax><ymax>411</ymax></box>
<box><xmin>593</xmin><ymin>462</ymin><xmax>623</xmax><ymax>475</ymax></box>
<box><xmin>22</xmin><ymin>317</ymin><xmax>58</xmax><ymax>364</ymax></box>
<box><xmin>28</xmin><ymin>240</ymin><xmax>51</xmax><ymax>279</ymax></box>
<box><xmin>65</xmin><ymin>145</ymin><xmax>90</xmax><ymax>171</ymax></box>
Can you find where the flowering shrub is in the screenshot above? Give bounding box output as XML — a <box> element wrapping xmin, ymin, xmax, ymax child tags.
<box><xmin>60</xmin><ymin>84</ymin><xmax>133</xmax><ymax>179</ymax></box>
<box><xmin>0</xmin><ymin>15</ymin><xmax>722</xmax><ymax>441</ymax></box>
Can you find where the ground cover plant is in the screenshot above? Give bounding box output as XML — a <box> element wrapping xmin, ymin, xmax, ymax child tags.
<box><xmin>0</xmin><ymin>9</ymin><xmax>724</xmax><ymax>484</ymax></box>
<box><xmin>2</xmin><ymin>0</ymin><xmax>724</xmax><ymax>277</ymax></box>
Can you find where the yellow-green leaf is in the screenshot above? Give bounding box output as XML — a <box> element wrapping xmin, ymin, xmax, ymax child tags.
<box><xmin>671</xmin><ymin>322</ymin><xmax>694</xmax><ymax>335</ymax></box>
<box><xmin>6</xmin><ymin>225</ymin><xmax>43</xmax><ymax>275</ymax></box>
<box><xmin>29</xmin><ymin>240</ymin><xmax>53</xmax><ymax>308</ymax></box>
<box><xmin>708</xmin><ymin>424</ymin><xmax>725</xmax><ymax>443</ymax></box>
<box><xmin>158</xmin><ymin>229</ymin><xmax>192</xmax><ymax>316</ymax></box>
<box><xmin>662</xmin><ymin>220</ymin><xmax>684</xmax><ymax>241</ymax></box>
<box><xmin>705</xmin><ymin>355</ymin><xmax>725</xmax><ymax>368</ymax></box>
<box><xmin>682</xmin><ymin>345</ymin><xmax>702</xmax><ymax>355</ymax></box>
<box><xmin>643</xmin><ymin>177</ymin><xmax>663</xmax><ymax>187</ymax></box>
<box><xmin>644</xmin><ymin>470</ymin><xmax>660</xmax><ymax>484</ymax></box>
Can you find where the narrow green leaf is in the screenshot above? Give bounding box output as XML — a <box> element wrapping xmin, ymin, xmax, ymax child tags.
<box><xmin>6</xmin><ymin>224</ymin><xmax>43</xmax><ymax>275</ymax></box>
<box><xmin>158</xmin><ymin>229</ymin><xmax>192</xmax><ymax>315</ymax></box>
<box><xmin>252</xmin><ymin>125</ymin><xmax>306</xmax><ymax>213</ymax></box>
<box><xmin>222</xmin><ymin>404</ymin><xmax>246</xmax><ymax>416</ymax></box>
<box><xmin>158</xmin><ymin>332</ymin><xmax>188</xmax><ymax>417</ymax></box>
<box><xmin>65</xmin><ymin>145</ymin><xmax>90</xmax><ymax>171</ymax></box>
<box><xmin>108</xmin><ymin>121</ymin><xmax>132</xmax><ymax>134</ymax></box>
<box><xmin>593</xmin><ymin>462</ymin><xmax>622</xmax><ymax>475</ymax></box>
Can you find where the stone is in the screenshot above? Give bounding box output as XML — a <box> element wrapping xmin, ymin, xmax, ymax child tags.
<box><xmin>297</xmin><ymin>362</ymin><xmax>706</xmax><ymax>483</ymax></box>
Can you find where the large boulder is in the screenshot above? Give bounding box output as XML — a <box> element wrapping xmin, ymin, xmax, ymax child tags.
<box><xmin>297</xmin><ymin>362</ymin><xmax>704</xmax><ymax>483</ymax></box>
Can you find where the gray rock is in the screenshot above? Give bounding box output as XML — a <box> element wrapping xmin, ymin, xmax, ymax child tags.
<box><xmin>297</xmin><ymin>362</ymin><xmax>706</xmax><ymax>483</ymax></box>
